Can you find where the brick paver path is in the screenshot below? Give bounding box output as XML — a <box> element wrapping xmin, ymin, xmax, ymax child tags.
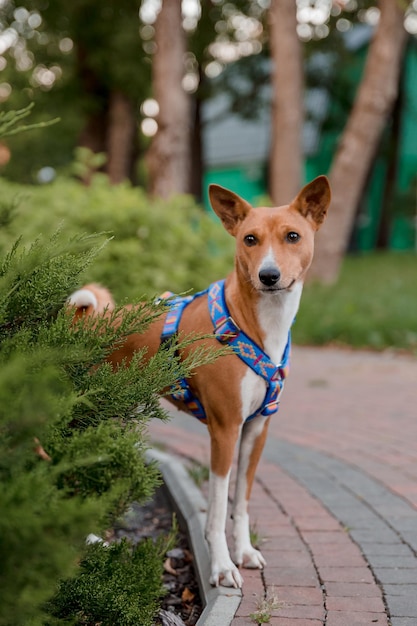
<box><xmin>149</xmin><ymin>347</ymin><xmax>417</xmax><ymax>625</ymax></box>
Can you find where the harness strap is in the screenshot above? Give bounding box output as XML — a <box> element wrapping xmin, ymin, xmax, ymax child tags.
<box><xmin>160</xmin><ymin>280</ymin><xmax>291</xmax><ymax>423</ymax></box>
<box><xmin>160</xmin><ymin>294</ymin><xmax>194</xmax><ymax>343</ymax></box>
<box><xmin>160</xmin><ymin>289</ymin><xmax>208</xmax><ymax>422</ymax></box>
<box><xmin>208</xmin><ymin>280</ymin><xmax>290</xmax><ymax>421</ymax></box>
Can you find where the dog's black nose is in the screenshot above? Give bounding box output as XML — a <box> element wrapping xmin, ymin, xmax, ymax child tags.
<box><xmin>259</xmin><ymin>267</ymin><xmax>281</xmax><ymax>287</ymax></box>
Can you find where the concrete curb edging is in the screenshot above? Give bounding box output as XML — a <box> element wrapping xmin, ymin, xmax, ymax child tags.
<box><xmin>146</xmin><ymin>448</ymin><xmax>241</xmax><ymax>626</ymax></box>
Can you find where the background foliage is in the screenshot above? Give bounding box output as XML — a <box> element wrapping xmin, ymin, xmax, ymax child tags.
<box><xmin>0</xmin><ymin>174</ymin><xmax>235</xmax><ymax>300</ymax></box>
<box><xmin>299</xmin><ymin>252</ymin><xmax>417</xmax><ymax>353</ymax></box>
<box><xmin>0</xmin><ymin>199</ymin><xmax>220</xmax><ymax>625</ymax></box>
<box><xmin>0</xmin><ymin>172</ymin><xmax>416</xmax><ymax>354</ymax></box>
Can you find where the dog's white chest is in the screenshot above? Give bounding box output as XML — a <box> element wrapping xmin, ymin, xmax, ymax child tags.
<box><xmin>240</xmin><ymin>368</ymin><xmax>266</xmax><ymax>420</ymax></box>
<box><xmin>257</xmin><ymin>283</ymin><xmax>302</xmax><ymax>364</ymax></box>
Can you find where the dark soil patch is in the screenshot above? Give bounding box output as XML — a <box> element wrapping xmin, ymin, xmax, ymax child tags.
<box><xmin>112</xmin><ymin>485</ymin><xmax>203</xmax><ymax>626</ymax></box>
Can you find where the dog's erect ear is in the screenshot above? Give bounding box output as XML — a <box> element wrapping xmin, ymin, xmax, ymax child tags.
<box><xmin>209</xmin><ymin>184</ymin><xmax>253</xmax><ymax>236</ymax></box>
<box><xmin>291</xmin><ymin>175</ymin><xmax>331</xmax><ymax>230</ymax></box>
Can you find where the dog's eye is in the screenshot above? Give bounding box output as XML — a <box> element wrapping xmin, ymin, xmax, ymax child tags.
<box><xmin>244</xmin><ymin>234</ymin><xmax>258</xmax><ymax>247</ymax></box>
<box><xmin>286</xmin><ymin>231</ymin><xmax>300</xmax><ymax>243</ymax></box>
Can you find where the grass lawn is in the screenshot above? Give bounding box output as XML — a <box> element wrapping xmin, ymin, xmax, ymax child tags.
<box><xmin>294</xmin><ymin>251</ymin><xmax>417</xmax><ymax>354</ymax></box>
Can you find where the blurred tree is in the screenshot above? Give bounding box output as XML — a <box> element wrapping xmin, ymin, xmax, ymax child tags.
<box><xmin>186</xmin><ymin>0</ymin><xmax>220</xmax><ymax>200</ymax></box>
<box><xmin>309</xmin><ymin>0</ymin><xmax>408</xmax><ymax>283</ymax></box>
<box><xmin>0</xmin><ymin>0</ymin><xmax>150</xmax><ymax>183</ymax></box>
<box><xmin>37</xmin><ymin>0</ymin><xmax>149</xmax><ymax>184</ymax></box>
<box><xmin>0</xmin><ymin>0</ymin><xmax>270</xmax><ymax>191</ymax></box>
<box><xmin>236</xmin><ymin>0</ymin><xmax>410</xmax><ymax>281</ymax></box>
<box><xmin>0</xmin><ymin>0</ymin><xmax>411</xmax><ymax>247</ymax></box>
<box><xmin>0</xmin><ymin>1</ymin><xmax>79</xmax><ymax>181</ymax></box>
<box><xmin>146</xmin><ymin>0</ymin><xmax>267</xmax><ymax>198</ymax></box>
<box><xmin>269</xmin><ymin>0</ymin><xmax>303</xmax><ymax>205</ymax></box>
<box><xmin>147</xmin><ymin>0</ymin><xmax>191</xmax><ymax>197</ymax></box>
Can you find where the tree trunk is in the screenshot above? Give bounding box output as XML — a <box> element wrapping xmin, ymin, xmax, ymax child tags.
<box><xmin>76</xmin><ymin>44</ymin><xmax>107</xmax><ymax>156</ymax></box>
<box><xmin>78</xmin><ymin>114</ymin><xmax>107</xmax><ymax>156</ymax></box>
<box><xmin>269</xmin><ymin>0</ymin><xmax>304</xmax><ymax>205</ymax></box>
<box><xmin>106</xmin><ymin>90</ymin><xmax>137</xmax><ymax>184</ymax></box>
<box><xmin>376</xmin><ymin>61</ymin><xmax>404</xmax><ymax>249</ymax></box>
<box><xmin>189</xmin><ymin>91</ymin><xmax>203</xmax><ymax>201</ymax></box>
<box><xmin>309</xmin><ymin>0</ymin><xmax>408</xmax><ymax>284</ymax></box>
<box><xmin>147</xmin><ymin>0</ymin><xmax>191</xmax><ymax>198</ymax></box>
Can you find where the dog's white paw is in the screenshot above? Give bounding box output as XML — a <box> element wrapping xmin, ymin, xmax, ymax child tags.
<box><xmin>235</xmin><ymin>546</ymin><xmax>266</xmax><ymax>570</ymax></box>
<box><xmin>210</xmin><ymin>559</ymin><xmax>244</xmax><ymax>588</ymax></box>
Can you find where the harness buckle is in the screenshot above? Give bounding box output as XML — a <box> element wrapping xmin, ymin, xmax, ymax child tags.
<box><xmin>214</xmin><ymin>316</ymin><xmax>240</xmax><ymax>343</ymax></box>
<box><xmin>262</xmin><ymin>399</ymin><xmax>280</xmax><ymax>415</ymax></box>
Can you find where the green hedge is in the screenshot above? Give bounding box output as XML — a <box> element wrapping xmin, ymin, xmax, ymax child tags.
<box><xmin>0</xmin><ymin>175</ymin><xmax>234</xmax><ymax>301</ymax></box>
<box><xmin>0</xmin><ymin>223</ymin><xmax>219</xmax><ymax>625</ymax></box>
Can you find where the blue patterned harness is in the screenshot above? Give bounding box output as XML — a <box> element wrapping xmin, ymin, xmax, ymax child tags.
<box><xmin>160</xmin><ymin>279</ymin><xmax>291</xmax><ymax>424</ymax></box>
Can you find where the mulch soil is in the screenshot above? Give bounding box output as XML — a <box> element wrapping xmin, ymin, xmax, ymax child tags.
<box><xmin>112</xmin><ymin>485</ymin><xmax>203</xmax><ymax>626</ymax></box>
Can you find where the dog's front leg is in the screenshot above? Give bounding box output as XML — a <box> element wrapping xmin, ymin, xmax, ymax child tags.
<box><xmin>232</xmin><ymin>414</ymin><xmax>270</xmax><ymax>570</ymax></box>
<box><xmin>206</xmin><ymin>422</ymin><xmax>243</xmax><ymax>588</ymax></box>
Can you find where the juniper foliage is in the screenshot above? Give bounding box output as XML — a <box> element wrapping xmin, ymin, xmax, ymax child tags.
<box><xmin>0</xmin><ymin>103</ymin><xmax>59</xmax><ymax>139</ymax></box>
<box><xmin>0</xmin><ymin>221</ymin><xmax>214</xmax><ymax>625</ymax></box>
<box><xmin>46</xmin><ymin>538</ymin><xmax>172</xmax><ymax>626</ymax></box>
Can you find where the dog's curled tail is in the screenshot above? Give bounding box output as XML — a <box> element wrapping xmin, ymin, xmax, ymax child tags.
<box><xmin>67</xmin><ymin>283</ymin><xmax>115</xmax><ymax>320</ymax></box>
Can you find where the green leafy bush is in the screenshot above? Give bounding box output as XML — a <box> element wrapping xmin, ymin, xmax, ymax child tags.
<box><xmin>0</xmin><ymin>110</ymin><xmax>227</xmax><ymax>625</ymax></box>
<box><xmin>0</xmin><ymin>175</ymin><xmax>235</xmax><ymax>301</ymax></box>
<box><xmin>47</xmin><ymin>539</ymin><xmax>169</xmax><ymax>626</ymax></box>
<box><xmin>0</xmin><ymin>220</ymin><xmax>218</xmax><ymax>626</ymax></box>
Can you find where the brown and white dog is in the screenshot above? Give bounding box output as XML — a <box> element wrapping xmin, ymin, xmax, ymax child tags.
<box><xmin>69</xmin><ymin>176</ymin><xmax>331</xmax><ymax>588</ymax></box>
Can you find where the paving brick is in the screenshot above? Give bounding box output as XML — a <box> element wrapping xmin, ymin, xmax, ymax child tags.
<box><xmin>326</xmin><ymin>611</ymin><xmax>389</xmax><ymax>625</ymax></box>
<box><xmin>270</xmin><ymin>604</ymin><xmax>325</xmax><ymax>620</ymax></box>
<box><xmin>321</xmin><ymin>505</ymin><xmax>379</xmax><ymax>528</ymax></box>
<box><xmin>373</xmin><ymin>568</ymin><xmax>417</xmax><ymax>585</ymax></box>
<box><xmin>263</xmin><ymin>566</ymin><xmax>318</xmax><ymax>587</ymax></box>
<box><xmin>325</xmin><ymin>582</ymin><xmax>382</xmax><ymax>598</ymax></box>
<box><xmin>270</xmin><ymin>586</ymin><xmax>323</xmax><ymax>606</ymax></box>
<box><xmin>349</xmin><ymin>528</ymin><xmax>401</xmax><ymax>544</ymax></box>
<box><xmin>235</xmin><ymin>594</ymin><xmax>263</xmax><ymax>618</ymax></box>
<box><xmin>301</xmin><ymin>530</ymin><xmax>353</xmax><ymax>545</ymax></box>
<box><xmin>264</xmin><ymin>550</ymin><xmax>313</xmax><ymax>568</ymax></box>
<box><xmin>360</xmin><ymin>543</ymin><xmax>413</xmax><ymax>557</ymax></box>
<box><xmin>398</xmin><ymin>532</ymin><xmax>417</xmax><ymax>552</ymax></box>
<box><xmin>326</xmin><ymin>596</ymin><xmax>386</xmax><ymax>612</ymax></box>
<box><xmin>257</xmin><ymin>522</ymin><xmax>300</xmax><ymax>537</ymax></box>
<box><xmin>390</xmin><ymin>517</ymin><xmax>417</xmax><ymax>533</ymax></box>
<box><xmin>238</xmin><ymin>571</ymin><xmax>264</xmax><ymax>598</ymax></box>
<box><xmin>310</xmin><ymin>542</ymin><xmax>363</xmax><ymax>557</ymax></box>
<box><xmin>366</xmin><ymin>555</ymin><xmax>417</xmax><ymax>569</ymax></box>
<box><xmin>294</xmin><ymin>515</ymin><xmax>342</xmax><ymax>531</ymax></box>
<box><xmin>261</xmin><ymin>536</ymin><xmax>306</xmax><ymax>551</ymax></box>
<box><xmin>386</xmin><ymin>595</ymin><xmax>417</xmax><ymax>617</ymax></box>
<box><xmin>264</xmin><ymin>617</ymin><xmax>323</xmax><ymax>626</ymax></box>
<box><xmin>319</xmin><ymin>566</ymin><xmax>374</xmax><ymax>583</ymax></box>
<box><xmin>312</xmin><ymin>550</ymin><xmax>365</xmax><ymax>567</ymax></box>
<box><xmin>383</xmin><ymin>584</ymin><xmax>417</xmax><ymax>597</ymax></box>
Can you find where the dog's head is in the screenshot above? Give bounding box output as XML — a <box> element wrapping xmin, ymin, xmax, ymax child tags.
<box><xmin>209</xmin><ymin>176</ymin><xmax>331</xmax><ymax>293</ymax></box>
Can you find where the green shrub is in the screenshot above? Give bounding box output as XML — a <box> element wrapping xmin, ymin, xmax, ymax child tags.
<box><xmin>0</xmin><ymin>175</ymin><xmax>235</xmax><ymax>301</ymax></box>
<box><xmin>0</xmin><ymin>110</ymin><xmax>225</xmax><ymax>625</ymax></box>
<box><xmin>0</xmin><ymin>221</ymin><xmax>218</xmax><ymax>626</ymax></box>
<box><xmin>47</xmin><ymin>539</ymin><xmax>169</xmax><ymax>626</ymax></box>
